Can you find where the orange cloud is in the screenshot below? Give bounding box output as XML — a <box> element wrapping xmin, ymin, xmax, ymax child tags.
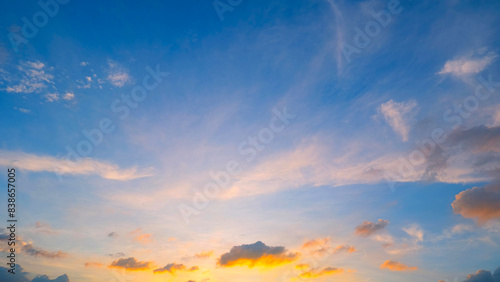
<box><xmin>295</xmin><ymin>263</ymin><xmax>310</xmax><ymax>270</ymax></box>
<box><xmin>109</xmin><ymin>257</ymin><xmax>153</xmax><ymax>271</ymax></box>
<box><xmin>355</xmin><ymin>219</ymin><xmax>389</xmax><ymax>237</ymax></box>
<box><xmin>130</xmin><ymin>228</ymin><xmax>154</xmax><ymax>244</ymax></box>
<box><xmin>84</xmin><ymin>262</ymin><xmax>104</xmax><ymax>268</ymax></box>
<box><xmin>301</xmin><ymin>238</ymin><xmax>330</xmax><ymax>249</ymax></box>
<box><xmin>333</xmin><ymin>245</ymin><xmax>356</xmax><ymax>254</ymax></box>
<box><xmin>380</xmin><ymin>260</ymin><xmax>417</xmax><ymax>272</ymax></box>
<box><xmin>452</xmin><ymin>182</ymin><xmax>500</xmax><ymax>224</ymax></box>
<box><xmin>298</xmin><ymin>267</ymin><xmax>344</xmax><ymax>278</ymax></box>
<box><xmin>194</xmin><ymin>250</ymin><xmax>214</xmax><ymax>259</ymax></box>
<box><xmin>301</xmin><ymin>238</ymin><xmax>331</xmax><ymax>256</ymax></box>
<box><xmin>218</xmin><ymin>241</ymin><xmax>299</xmax><ymax>268</ymax></box>
<box><xmin>153</xmin><ymin>263</ymin><xmax>198</xmax><ymax>274</ymax></box>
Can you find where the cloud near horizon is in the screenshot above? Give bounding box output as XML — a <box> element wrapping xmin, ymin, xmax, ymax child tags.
<box><xmin>218</xmin><ymin>241</ymin><xmax>299</xmax><ymax>268</ymax></box>
<box><xmin>153</xmin><ymin>263</ymin><xmax>198</xmax><ymax>274</ymax></box>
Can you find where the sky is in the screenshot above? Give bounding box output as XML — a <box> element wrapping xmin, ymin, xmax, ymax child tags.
<box><xmin>0</xmin><ymin>0</ymin><xmax>500</xmax><ymax>281</ymax></box>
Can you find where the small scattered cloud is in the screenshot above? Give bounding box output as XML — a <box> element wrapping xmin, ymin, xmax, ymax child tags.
<box><xmin>332</xmin><ymin>245</ymin><xmax>356</xmax><ymax>254</ymax></box>
<box><xmin>194</xmin><ymin>250</ymin><xmax>214</xmax><ymax>259</ymax></box>
<box><xmin>3</xmin><ymin>60</ymin><xmax>54</xmax><ymax>94</ymax></box>
<box><xmin>44</xmin><ymin>93</ymin><xmax>59</xmax><ymax>102</ymax></box>
<box><xmin>84</xmin><ymin>262</ymin><xmax>104</xmax><ymax>268</ymax></box>
<box><xmin>218</xmin><ymin>241</ymin><xmax>299</xmax><ymax>268</ymax></box>
<box><xmin>109</xmin><ymin>257</ymin><xmax>153</xmax><ymax>271</ymax></box>
<box><xmin>403</xmin><ymin>224</ymin><xmax>424</xmax><ymax>242</ymax></box>
<box><xmin>34</xmin><ymin>222</ymin><xmax>57</xmax><ymax>235</ymax></box>
<box><xmin>107</xmin><ymin>60</ymin><xmax>131</xmax><ymax>87</ymax></box>
<box><xmin>130</xmin><ymin>228</ymin><xmax>154</xmax><ymax>244</ymax></box>
<box><xmin>107</xmin><ymin>232</ymin><xmax>119</xmax><ymax>238</ymax></box>
<box><xmin>378</xmin><ymin>100</ymin><xmax>418</xmax><ymax>142</ymax></box>
<box><xmin>355</xmin><ymin>219</ymin><xmax>389</xmax><ymax>237</ymax></box>
<box><xmin>105</xmin><ymin>252</ymin><xmax>126</xmax><ymax>258</ymax></box>
<box><xmin>380</xmin><ymin>260</ymin><xmax>417</xmax><ymax>272</ymax></box>
<box><xmin>14</xmin><ymin>107</ymin><xmax>31</xmax><ymax>114</ymax></box>
<box><xmin>62</xmin><ymin>92</ymin><xmax>74</xmax><ymax>101</ymax></box>
<box><xmin>452</xmin><ymin>182</ymin><xmax>500</xmax><ymax>224</ymax></box>
<box><xmin>80</xmin><ymin>61</ymin><xmax>88</xmax><ymax>66</ymax></box>
<box><xmin>439</xmin><ymin>52</ymin><xmax>496</xmax><ymax>76</ymax></box>
<box><xmin>153</xmin><ymin>263</ymin><xmax>198</xmax><ymax>274</ymax></box>
<box><xmin>301</xmin><ymin>238</ymin><xmax>331</xmax><ymax>256</ymax></box>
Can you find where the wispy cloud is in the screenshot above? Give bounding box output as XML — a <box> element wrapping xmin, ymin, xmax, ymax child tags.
<box><xmin>378</xmin><ymin>100</ymin><xmax>418</xmax><ymax>142</ymax></box>
<box><xmin>439</xmin><ymin>51</ymin><xmax>496</xmax><ymax>76</ymax></box>
<box><xmin>0</xmin><ymin>150</ymin><xmax>154</xmax><ymax>181</ymax></box>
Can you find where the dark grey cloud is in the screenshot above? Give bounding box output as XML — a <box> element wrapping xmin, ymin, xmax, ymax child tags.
<box><xmin>22</xmin><ymin>244</ymin><xmax>67</xmax><ymax>259</ymax></box>
<box><xmin>109</xmin><ymin>257</ymin><xmax>152</xmax><ymax>270</ymax></box>
<box><xmin>107</xmin><ymin>232</ymin><xmax>119</xmax><ymax>238</ymax></box>
<box><xmin>218</xmin><ymin>241</ymin><xmax>299</xmax><ymax>267</ymax></box>
<box><xmin>31</xmin><ymin>274</ymin><xmax>69</xmax><ymax>282</ymax></box>
<box><xmin>0</xmin><ymin>265</ymin><xmax>69</xmax><ymax>282</ymax></box>
<box><xmin>105</xmin><ymin>252</ymin><xmax>126</xmax><ymax>257</ymax></box>
<box><xmin>355</xmin><ymin>219</ymin><xmax>389</xmax><ymax>237</ymax></box>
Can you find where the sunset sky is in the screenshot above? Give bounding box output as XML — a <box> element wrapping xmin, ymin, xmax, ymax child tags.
<box><xmin>1</xmin><ymin>0</ymin><xmax>500</xmax><ymax>281</ymax></box>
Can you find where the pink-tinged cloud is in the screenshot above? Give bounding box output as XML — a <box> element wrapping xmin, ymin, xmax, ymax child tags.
<box><xmin>452</xmin><ymin>182</ymin><xmax>500</xmax><ymax>224</ymax></box>
<box><xmin>332</xmin><ymin>245</ymin><xmax>356</xmax><ymax>254</ymax></box>
<box><xmin>355</xmin><ymin>219</ymin><xmax>389</xmax><ymax>237</ymax></box>
<box><xmin>380</xmin><ymin>260</ymin><xmax>417</xmax><ymax>272</ymax></box>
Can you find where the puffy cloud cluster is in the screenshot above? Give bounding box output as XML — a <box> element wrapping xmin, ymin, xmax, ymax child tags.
<box><xmin>463</xmin><ymin>266</ymin><xmax>500</xmax><ymax>282</ymax></box>
<box><xmin>452</xmin><ymin>182</ymin><xmax>500</xmax><ymax>224</ymax></box>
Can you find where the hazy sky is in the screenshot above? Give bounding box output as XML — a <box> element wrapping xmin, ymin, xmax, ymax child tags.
<box><xmin>1</xmin><ymin>0</ymin><xmax>500</xmax><ymax>281</ymax></box>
